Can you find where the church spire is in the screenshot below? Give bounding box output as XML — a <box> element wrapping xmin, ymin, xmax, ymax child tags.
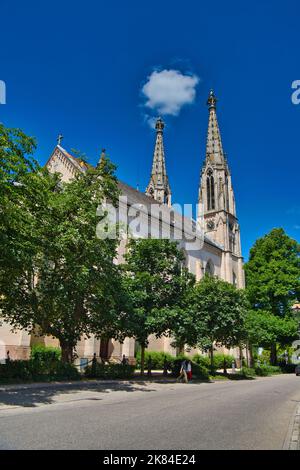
<box><xmin>198</xmin><ymin>90</ymin><xmax>241</xmax><ymax>257</ymax></box>
<box><xmin>145</xmin><ymin>117</ymin><xmax>171</xmax><ymax>206</ymax></box>
<box><xmin>205</xmin><ymin>90</ymin><xmax>225</xmax><ymax>165</ymax></box>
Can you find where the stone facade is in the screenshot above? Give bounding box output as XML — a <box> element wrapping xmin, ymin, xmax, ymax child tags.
<box><xmin>0</xmin><ymin>91</ymin><xmax>245</xmax><ymax>364</ymax></box>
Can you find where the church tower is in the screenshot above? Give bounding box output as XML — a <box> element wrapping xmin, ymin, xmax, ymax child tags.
<box><xmin>146</xmin><ymin>117</ymin><xmax>172</xmax><ymax>206</ymax></box>
<box><xmin>198</xmin><ymin>91</ymin><xmax>244</xmax><ymax>287</ymax></box>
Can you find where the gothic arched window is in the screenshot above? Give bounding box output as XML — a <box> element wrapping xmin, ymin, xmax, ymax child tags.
<box><xmin>206</xmin><ymin>169</ymin><xmax>215</xmax><ymax>211</ymax></box>
<box><xmin>232</xmin><ymin>271</ymin><xmax>237</xmax><ymax>286</ymax></box>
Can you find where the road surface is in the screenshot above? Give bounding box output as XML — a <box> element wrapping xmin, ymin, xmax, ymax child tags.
<box><xmin>0</xmin><ymin>374</ymin><xmax>299</xmax><ymax>449</ymax></box>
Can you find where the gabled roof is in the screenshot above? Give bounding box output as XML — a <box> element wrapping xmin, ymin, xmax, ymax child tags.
<box><xmin>45</xmin><ymin>145</ymin><xmax>89</xmax><ymax>172</ymax></box>
<box><xmin>45</xmin><ymin>145</ymin><xmax>222</xmax><ymax>251</ymax></box>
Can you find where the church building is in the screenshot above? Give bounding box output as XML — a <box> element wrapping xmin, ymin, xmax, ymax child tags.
<box><xmin>0</xmin><ymin>91</ymin><xmax>245</xmax><ymax>363</ymax></box>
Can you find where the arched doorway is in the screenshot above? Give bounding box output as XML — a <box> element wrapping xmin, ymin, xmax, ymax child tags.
<box><xmin>99</xmin><ymin>338</ymin><xmax>113</xmax><ymax>362</ymax></box>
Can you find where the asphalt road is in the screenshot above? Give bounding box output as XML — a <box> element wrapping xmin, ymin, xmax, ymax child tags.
<box><xmin>0</xmin><ymin>374</ymin><xmax>299</xmax><ymax>450</ymax></box>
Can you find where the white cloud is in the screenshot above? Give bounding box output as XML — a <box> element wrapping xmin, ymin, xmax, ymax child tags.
<box><xmin>144</xmin><ymin>115</ymin><xmax>158</xmax><ymax>130</ymax></box>
<box><xmin>142</xmin><ymin>69</ymin><xmax>199</xmax><ymax>116</ymax></box>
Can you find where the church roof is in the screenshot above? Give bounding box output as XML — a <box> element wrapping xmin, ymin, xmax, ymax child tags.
<box><xmin>47</xmin><ymin>144</ymin><xmax>222</xmax><ymax>251</ymax></box>
<box><xmin>45</xmin><ymin>144</ymin><xmax>89</xmax><ymax>172</ymax></box>
<box><xmin>118</xmin><ymin>180</ymin><xmax>222</xmax><ymax>250</ymax></box>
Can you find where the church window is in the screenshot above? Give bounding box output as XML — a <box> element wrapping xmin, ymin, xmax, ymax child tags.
<box><xmin>232</xmin><ymin>272</ymin><xmax>237</xmax><ymax>286</ymax></box>
<box><xmin>225</xmin><ymin>173</ymin><xmax>229</xmax><ymax>211</ymax></box>
<box><xmin>206</xmin><ymin>169</ymin><xmax>215</xmax><ymax>211</ymax></box>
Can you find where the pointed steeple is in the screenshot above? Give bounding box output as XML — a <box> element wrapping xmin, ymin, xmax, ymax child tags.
<box><xmin>198</xmin><ymin>90</ymin><xmax>241</xmax><ymax>259</ymax></box>
<box><xmin>205</xmin><ymin>90</ymin><xmax>225</xmax><ymax>165</ymax></box>
<box><xmin>145</xmin><ymin>118</ymin><xmax>171</xmax><ymax>206</ymax></box>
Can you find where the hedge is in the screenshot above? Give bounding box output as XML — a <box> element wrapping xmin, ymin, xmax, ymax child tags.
<box><xmin>0</xmin><ymin>359</ymin><xmax>80</xmax><ymax>382</ymax></box>
<box><xmin>254</xmin><ymin>365</ymin><xmax>282</xmax><ymax>376</ymax></box>
<box><xmin>192</xmin><ymin>353</ymin><xmax>235</xmax><ymax>373</ymax></box>
<box><xmin>84</xmin><ymin>363</ymin><xmax>135</xmax><ymax>379</ymax></box>
<box><xmin>135</xmin><ymin>351</ymin><xmax>174</xmax><ymax>370</ymax></box>
<box><xmin>30</xmin><ymin>344</ymin><xmax>61</xmax><ymax>362</ymax></box>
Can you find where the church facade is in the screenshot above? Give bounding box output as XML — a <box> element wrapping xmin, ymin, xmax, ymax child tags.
<box><xmin>0</xmin><ymin>91</ymin><xmax>245</xmax><ymax>363</ymax></box>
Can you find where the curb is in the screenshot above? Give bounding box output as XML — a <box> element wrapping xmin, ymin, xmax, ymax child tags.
<box><xmin>284</xmin><ymin>404</ymin><xmax>300</xmax><ymax>450</ymax></box>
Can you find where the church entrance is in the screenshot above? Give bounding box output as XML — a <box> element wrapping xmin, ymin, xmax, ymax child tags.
<box><xmin>99</xmin><ymin>338</ymin><xmax>112</xmax><ymax>362</ymax></box>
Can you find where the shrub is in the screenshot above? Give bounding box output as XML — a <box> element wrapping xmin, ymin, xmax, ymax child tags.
<box><xmin>84</xmin><ymin>363</ymin><xmax>135</xmax><ymax>379</ymax></box>
<box><xmin>278</xmin><ymin>363</ymin><xmax>296</xmax><ymax>374</ymax></box>
<box><xmin>51</xmin><ymin>362</ymin><xmax>80</xmax><ymax>381</ymax></box>
<box><xmin>31</xmin><ymin>344</ymin><xmax>61</xmax><ymax>362</ymax></box>
<box><xmin>135</xmin><ymin>351</ymin><xmax>174</xmax><ymax>370</ymax></box>
<box><xmin>238</xmin><ymin>367</ymin><xmax>256</xmax><ymax>378</ymax></box>
<box><xmin>0</xmin><ymin>359</ymin><xmax>80</xmax><ymax>382</ymax></box>
<box><xmin>255</xmin><ymin>365</ymin><xmax>281</xmax><ymax>376</ymax></box>
<box><xmin>0</xmin><ymin>361</ymin><xmax>33</xmax><ymax>381</ymax></box>
<box><xmin>192</xmin><ymin>354</ymin><xmax>210</xmax><ymax>368</ymax></box>
<box><xmin>212</xmin><ymin>353</ymin><xmax>235</xmax><ymax>369</ymax></box>
<box><xmin>192</xmin><ymin>353</ymin><xmax>235</xmax><ymax>375</ymax></box>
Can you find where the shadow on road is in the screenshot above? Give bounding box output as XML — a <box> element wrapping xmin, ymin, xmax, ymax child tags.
<box><xmin>0</xmin><ymin>381</ymin><xmax>158</xmax><ymax>408</ymax></box>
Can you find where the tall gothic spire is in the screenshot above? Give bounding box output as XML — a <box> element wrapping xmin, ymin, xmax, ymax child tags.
<box><xmin>145</xmin><ymin>117</ymin><xmax>171</xmax><ymax>206</ymax></box>
<box><xmin>198</xmin><ymin>90</ymin><xmax>241</xmax><ymax>259</ymax></box>
<box><xmin>205</xmin><ymin>90</ymin><xmax>226</xmax><ymax>165</ymax></box>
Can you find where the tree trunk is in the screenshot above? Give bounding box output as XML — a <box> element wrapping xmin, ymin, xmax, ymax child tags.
<box><xmin>248</xmin><ymin>343</ymin><xmax>254</xmax><ymax>368</ymax></box>
<box><xmin>270</xmin><ymin>343</ymin><xmax>277</xmax><ymax>365</ymax></box>
<box><xmin>140</xmin><ymin>344</ymin><xmax>145</xmax><ymax>376</ymax></box>
<box><xmin>210</xmin><ymin>345</ymin><xmax>214</xmax><ymax>373</ymax></box>
<box><xmin>60</xmin><ymin>342</ymin><xmax>73</xmax><ymax>363</ymax></box>
<box><xmin>246</xmin><ymin>341</ymin><xmax>250</xmax><ymax>367</ymax></box>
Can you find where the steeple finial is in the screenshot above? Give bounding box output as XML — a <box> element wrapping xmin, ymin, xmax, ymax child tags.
<box><xmin>207</xmin><ymin>89</ymin><xmax>217</xmax><ymax>109</ymax></box>
<box><xmin>57</xmin><ymin>133</ymin><xmax>63</xmax><ymax>146</ymax></box>
<box><xmin>155</xmin><ymin>117</ymin><xmax>164</xmax><ymax>132</ymax></box>
<box><xmin>145</xmin><ymin>117</ymin><xmax>171</xmax><ymax>206</ymax></box>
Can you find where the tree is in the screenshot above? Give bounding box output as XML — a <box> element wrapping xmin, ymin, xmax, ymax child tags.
<box><xmin>0</xmin><ymin>124</ymin><xmax>39</xmax><ymax>294</ymax></box>
<box><xmin>244</xmin><ymin>228</ymin><xmax>300</xmax><ymax>364</ymax></box>
<box><xmin>246</xmin><ymin>310</ymin><xmax>298</xmax><ymax>348</ymax></box>
<box><xmin>1</xmin><ymin>142</ymin><xmax>125</xmax><ymax>362</ymax></box>
<box><xmin>122</xmin><ymin>239</ymin><xmax>194</xmax><ymax>375</ymax></box>
<box><xmin>185</xmin><ymin>275</ymin><xmax>247</xmax><ymax>370</ymax></box>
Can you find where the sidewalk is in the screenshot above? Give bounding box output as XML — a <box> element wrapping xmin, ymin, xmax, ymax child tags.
<box><xmin>0</xmin><ymin>375</ymin><xmax>176</xmax><ymax>393</ymax></box>
<box><xmin>286</xmin><ymin>404</ymin><xmax>300</xmax><ymax>450</ymax></box>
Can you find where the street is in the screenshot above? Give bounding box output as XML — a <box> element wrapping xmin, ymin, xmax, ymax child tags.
<box><xmin>0</xmin><ymin>374</ymin><xmax>299</xmax><ymax>450</ymax></box>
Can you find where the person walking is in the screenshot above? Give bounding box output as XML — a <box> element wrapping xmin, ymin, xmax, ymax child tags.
<box><xmin>186</xmin><ymin>360</ymin><xmax>192</xmax><ymax>381</ymax></box>
<box><xmin>177</xmin><ymin>359</ymin><xmax>188</xmax><ymax>383</ymax></box>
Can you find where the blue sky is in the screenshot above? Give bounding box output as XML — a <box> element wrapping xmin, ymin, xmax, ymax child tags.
<box><xmin>1</xmin><ymin>0</ymin><xmax>300</xmax><ymax>259</ymax></box>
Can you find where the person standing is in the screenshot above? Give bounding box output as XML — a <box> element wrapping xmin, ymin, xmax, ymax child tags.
<box><xmin>177</xmin><ymin>359</ymin><xmax>188</xmax><ymax>383</ymax></box>
<box><xmin>186</xmin><ymin>360</ymin><xmax>192</xmax><ymax>381</ymax></box>
<box><xmin>121</xmin><ymin>354</ymin><xmax>128</xmax><ymax>366</ymax></box>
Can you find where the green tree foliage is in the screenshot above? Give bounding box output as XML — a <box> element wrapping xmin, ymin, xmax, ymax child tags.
<box><xmin>244</xmin><ymin>228</ymin><xmax>300</xmax><ymax>364</ymax></box>
<box><xmin>0</xmin><ymin>128</ymin><xmax>125</xmax><ymax>362</ymax></box>
<box><xmin>122</xmin><ymin>239</ymin><xmax>194</xmax><ymax>374</ymax></box>
<box><xmin>0</xmin><ymin>124</ymin><xmax>40</xmax><ymax>292</ymax></box>
<box><xmin>245</xmin><ymin>310</ymin><xmax>298</xmax><ymax>350</ymax></box>
<box><xmin>185</xmin><ymin>275</ymin><xmax>247</xmax><ymax>369</ymax></box>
